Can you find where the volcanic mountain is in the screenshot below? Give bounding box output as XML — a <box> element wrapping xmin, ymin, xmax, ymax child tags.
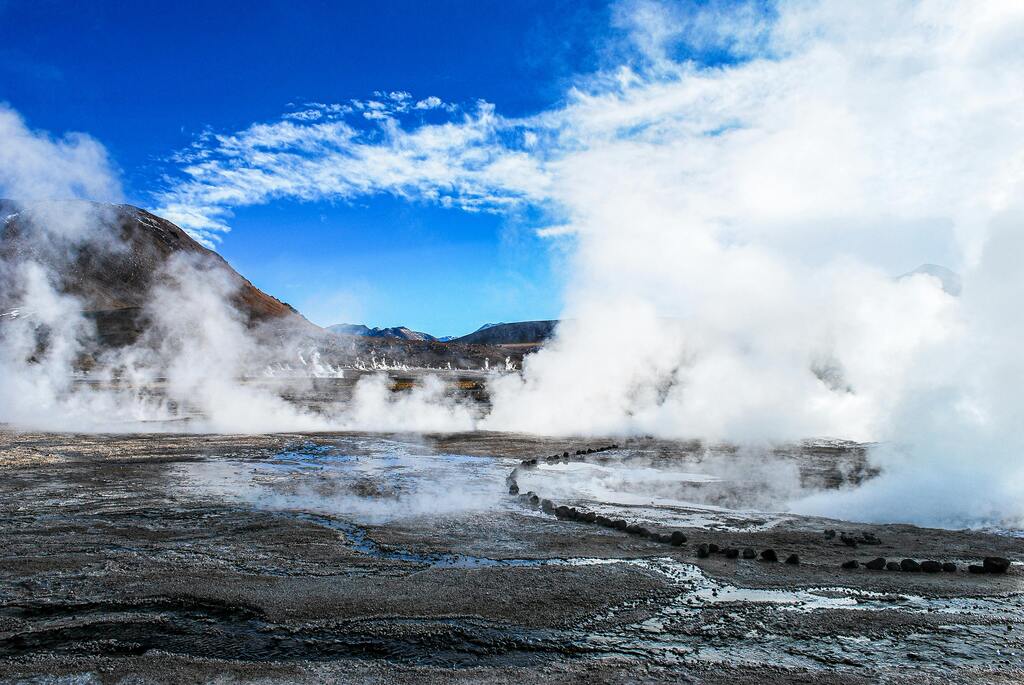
<box><xmin>0</xmin><ymin>200</ymin><xmax>304</xmax><ymax>344</ymax></box>
<box><xmin>0</xmin><ymin>200</ymin><xmax>540</xmax><ymax>370</ymax></box>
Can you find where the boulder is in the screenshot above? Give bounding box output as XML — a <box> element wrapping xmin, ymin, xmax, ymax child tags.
<box><xmin>708</xmin><ymin>544</ymin><xmax>720</xmax><ymax>554</ymax></box>
<box><xmin>612</xmin><ymin>519</ymin><xmax>628</xmax><ymax>530</ymax></box>
<box><xmin>785</xmin><ymin>554</ymin><xmax>800</xmax><ymax>565</ymax></box>
<box><xmin>541</xmin><ymin>499</ymin><xmax>555</xmax><ymax>513</ymax></box>
<box><xmin>968</xmin><ymin>564</ymin><xmax>987</xmax><ymax>574</ymax></box>
<box><xmin>725</xmin><ymin>548</ymin><xmax>740</xmax><ymax>559</ymax></box>
<box><xmin>595</xmin><ymin>516</ymin><xmax>612</xmax><ymax>526</ymax></box>
<box><xmin>983</xmin><ymin>557</ymin><xmax>1011</xmax><ymax>574</ymax></box>
<box><xmin>824</xmin><ymin>529</ymin><xmax>836</xmax><ymax>539</ymax></box>
<box><xmin>865</xmin><ymin>557</ymin><xmax>887</xmax><ymax>571</ymax></box>
<box><xmin>697</xmin><ymin>544</ymin><xmax>710</xmax><ymax>558</ymax></box>
<box><xmin>900</xmin><ymin>559</ymin><xmax>922</xmax><ymax>573</ymax></box>
<box><xmin>921</xmin><ymin>560</ymin><xmax>942</xmax><ymax>573</ymax></box>
<box><xmin>842</xmin><ymin>560</ymin><xmax>859</xmax><ymax>569</ymax></box>
<box><xmin>886</xmin><ymin>562</ymin><xmax>902</xmax><ymax>571</ymax></box>
<box><xmin>942</xmin><ymin>562</ymin><xmax>957</xmax><ymax>573</ymax></box>
<box><xmin>554</xmin><ymin>506</ymin><xmax>571</xmax><ymax>519</ymax></box>
<box><xmin>670</xmin><ymin>531</ymin><xmax>688</xmax><ymax>546</ymax></box>
<box><xmin>840</xmin><ymin>534</ymin><xmax>859</xmax><ymax>548</ymax></box>
<box><xmin>742</xmin><ymin>548</ymin><xmax>757</xmax><ymax>559</ymax></box>
<box><xmin>634</xmin><ymin>527</ymin><xmax>651</xmax><ymax>538</ymax></box>
<box><xmin>760</xmin><ymin>549</ymin><xmax>778</xmax><ymax>562</ymax></box>
<box><xmin>581</xmin><ymin>511</ymin><xmax>597</xmax><ymax>523</ymax></box>
<box><xmin>508</xmin><ymin>483</ymin><xmax>519</xmax><ymax>495</ymax></box>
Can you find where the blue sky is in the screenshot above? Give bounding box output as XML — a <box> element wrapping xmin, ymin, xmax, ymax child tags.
<box><xmin>0</xmin><ymin>0</ymin><xmax>620</xmax><ymax>336</ymax></box>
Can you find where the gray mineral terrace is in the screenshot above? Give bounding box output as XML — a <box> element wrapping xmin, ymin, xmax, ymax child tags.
<box><xmin>0</xmin><ymin>430</ymin><xmax>1020</xmax><ymax>683</ymax></box>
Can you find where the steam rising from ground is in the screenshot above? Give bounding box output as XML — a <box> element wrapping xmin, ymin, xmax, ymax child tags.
<box><xmin>3</xmin><ymin>2</ymin><xmax>1024</xmax><ymax>530</ymax></box>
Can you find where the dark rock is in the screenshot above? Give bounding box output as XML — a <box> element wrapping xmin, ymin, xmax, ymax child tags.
<box><xmin>921</xmin><ymin>560</ymin><xmax>942</xmax><ymax>573</ymax></box>
<box><xmin>968</xmin><ymin>564</ymin><xmax>987</xmax><ymax>574</ymax></box>
<box><xmin>842</xmin><ymin>560</ymin><xmax>859</xmax><ymax>569</ymax></box>
<box><xmin>900</xmin><ymin>559</ymin><xmax>921</xmax><ymax>573</ymax></box>
<box><xmin>742</xmin><ymin>548</ymin><xmax>756</xmax><ymax>559</ymax></box>
<box><xmin>581</xmin><ymin>511</ymin><xmax>597</xmax><ymax>523</ymax></box>
<box><xmin>983</xmin><ymin>557</ymin><xmax>1011</xmax><ymax>574</ymax></box>
<box><xmin>696</xmin><ymin>544</ymin><xmax>710</xmax><ymax>558</ymax></box>
<box><xmin>612</xmin><ymin>519</ymin><xmax>628</xmax><ymax>530</ymax></box>
<box><xmin>823</xmin><ymin>529</ymin><xmax>836</xmax><ymax>539</ymax></box>
<box><xmin>508</xmin><ymin>483</ymin><xmax>519</xmax><ymax>495</ymax></box>
<box><xmin>725</xmin><ymin>548</ymin><xmax>740</xmax><ymax>559</ymax></box>
<box><xmin>886</xmin><ymin>562</ymin><xmax>902</xmax><ymax>571</ymax></box>
<box><xmin>865</xmin><ymin>557</ymin><xmax>887</xmax><ymax>571</ymax></box>
<box><xmin>840</xmin><ymin>534</ymin><xmax>858</xmax><ymax>548</ymax></box>
<box><xmin>529</xmin><ymin>494</ymin><xmax>540</xmax><ymax>505</ymax></box>
<box><xmin>625</xmin><ymin>524</ymin><xmax>641</xmax><ymax>535</ymax></box>
<box><xmin>554</xmin><ymin>506</ymin><xmax>570</xmax><ymax>519</ymax></box>
<box><xmin>942</xmin><ymin>562</ymin><xmax>957</xmax><ymax>573</ymax></box>
<box><xmin>541</xmin><ymin>499</ymin><xmax>554</xmax><ymax>513</ymax></box>
<box><xmin>634</xmin><ymin>527</ymin><xmax>651</xmax><ymax>538</ymax></box>
<box><xmin>859</xmin><ymin>532</ymin><xmax>881</xmax><ymax>545</ymax></box>
<box><xmin>595</xmin><ymin>516</ymin><xmax>612</xmax><ymax>526</ymax></box>
<box><xmin>785</xmin><ymin>554</ymin><xmax>800</xmax><ymax>565</ymax></box>
<box><xmin>708</xmin><ymin>543</ymin><xmax>720</xmax><ymax>554</ymax></box>
<box><xmin>563</xmin><ymin>452</ymin><xmax>569</xmax><ymax>459</ymax></box>
<box><xmin>670</xmin><ymin>531</ymin><xmax>688</xmax><ymax>546</ymax></box>
<box><xmin>566</xmin><ymin>508</ymin><xmax>580</xmax><ymax>520</ymax></box>
<box><xmin>760</xmin><ymin>549</ymin><xmax>778</xmax><ymax>562</ymax></box>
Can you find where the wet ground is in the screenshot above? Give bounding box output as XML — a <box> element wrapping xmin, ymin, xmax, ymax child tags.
<box><xmin>0</xmin><ymin>430</ymin><xmax>1022</xmax><ymax>683</ymax></box>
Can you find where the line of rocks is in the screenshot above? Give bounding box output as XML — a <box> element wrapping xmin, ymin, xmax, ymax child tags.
<box><xmin>517</xmin><ymin>490</ymin><xmax>799</xmax><ymax>564</ymax></box>
<box><xmin>840</xmin><ymin>556</ymin><xmax>1011</xmax><ymax>574</ymax></box>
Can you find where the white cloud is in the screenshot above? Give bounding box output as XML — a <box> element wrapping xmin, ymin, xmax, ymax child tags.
<box><xmin>155</xmin><ymin>99</ymin><xmax>550</xmax><ymax>246</ymax></box>
<box><xmin>415</xmin><ymin>96</ymin><xmax>443</xmax><ymax>110</ymax></box>
<box><xmin>0</xmin><ymin>105</ymin><xmax>122</xmax><ymax>203</ymax></box>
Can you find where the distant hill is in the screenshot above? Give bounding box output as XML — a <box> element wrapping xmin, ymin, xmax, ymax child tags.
<box><xmin>453</xmin><ymin>320</ymin><xmax>558</xmax><ymax>345</ymax></box>
<box><xmin>327</xmin><ymin>324</ymin><xmax>437</xmax><ymax>342</ymax></box>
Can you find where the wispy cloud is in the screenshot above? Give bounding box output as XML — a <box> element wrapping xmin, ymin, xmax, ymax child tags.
<box><xmin>155</xmin><ymin>95</ymin><xmax>549</xmax><ymax>246</ymax></box>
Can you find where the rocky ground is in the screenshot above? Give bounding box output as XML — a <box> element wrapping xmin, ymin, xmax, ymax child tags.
<box><xmin>0</xmin><ymin>429</ymin><xmax>1021</xmax><ymax>684</ymax></box>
